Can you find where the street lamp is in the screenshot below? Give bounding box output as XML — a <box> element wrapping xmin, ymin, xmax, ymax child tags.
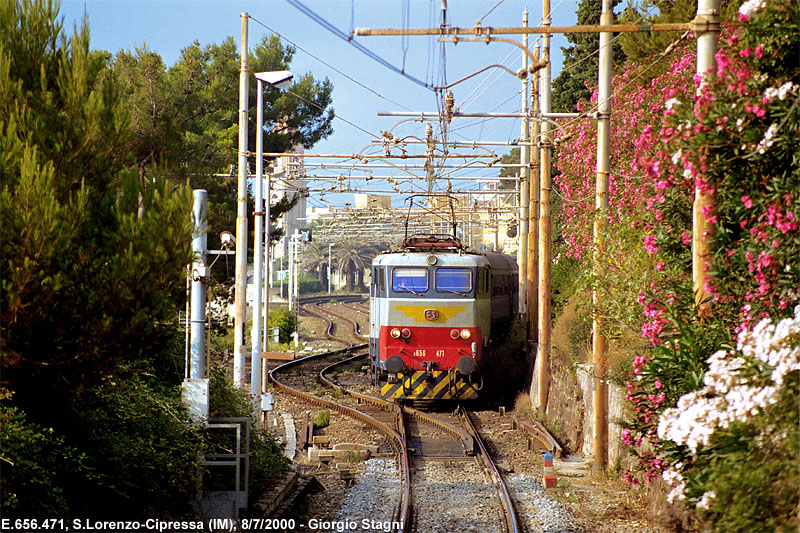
<box><xmin>252</xmin><ymin>70</ymin><xmax>293</xmax><ymax>399</ymax></box>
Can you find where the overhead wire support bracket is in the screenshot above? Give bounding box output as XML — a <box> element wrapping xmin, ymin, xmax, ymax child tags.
<box><xmin>259</xmin><ymin>152</ymin><xmax>495</xmax><ymax>159</ymax></box>
<box><xmin>377</xmin><ymin>111</ymin><xmax>585</xmax><ymax>119</ymax></box>
<box><xmin>354</xmin><ymin>22</ymin><xmax>692</xmax><ymax>38</ymax></box>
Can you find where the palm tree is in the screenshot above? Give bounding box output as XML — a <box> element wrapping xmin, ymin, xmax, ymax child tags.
<box><xmin>301</xmin><ymin>242</ymin><xmax>329</xmax><ymax>287</ymax></box>
<box><xmin>334</xmin><ymin>241</ymin><xmax>381</xmax><ymax>292</ymax></box>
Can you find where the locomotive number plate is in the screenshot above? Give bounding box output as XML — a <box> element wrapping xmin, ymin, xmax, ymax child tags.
<box><xmin>424</xmin><ymin>309</ymin><xmax>439</xmax><ymax>321</ymax></box>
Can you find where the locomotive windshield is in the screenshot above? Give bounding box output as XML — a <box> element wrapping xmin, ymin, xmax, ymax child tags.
<box><xmin>392</xmin><ymin>267</ymin><xmax>428</xmax><ymax>293</ymax></box>
<box><xmin>435</xmin><ymin>268</ymin><xmax>473</xmax><ymax>294</ymax></box>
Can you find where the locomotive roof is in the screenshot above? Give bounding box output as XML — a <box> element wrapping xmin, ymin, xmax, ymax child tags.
<box><xmin>373</xmin><ymin>250</ymin><xmax>518</xmax><ymax>271</ymax></box>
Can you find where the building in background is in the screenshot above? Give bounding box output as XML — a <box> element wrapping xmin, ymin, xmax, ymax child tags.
<box><xmin>272</xmin><ymin>147</ymin><xmax>307</xmax><ymax>262</ymax></box>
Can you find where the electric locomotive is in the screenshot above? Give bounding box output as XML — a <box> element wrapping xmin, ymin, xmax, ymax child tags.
<box><xmin>369</xmin><ymin>233</ymin><xmax>518</xmax><ymax>400</ymax></box>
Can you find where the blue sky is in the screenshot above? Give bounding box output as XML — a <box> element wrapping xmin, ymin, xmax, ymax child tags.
<box><xmin>60</xmin><ymin>1</ymin><xmax>580</xmax><ymax>208</ymax></box>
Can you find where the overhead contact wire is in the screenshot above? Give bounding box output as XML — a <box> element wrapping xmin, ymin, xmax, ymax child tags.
<box><xmin>286</xmin><ymin>0</ymin><xmax>436</xmax><ymax>90</ymax></box>
<box><xmin>250</xmin><ymin>15</ymin><xmax>413</xmax><ymax>112</ymax></box>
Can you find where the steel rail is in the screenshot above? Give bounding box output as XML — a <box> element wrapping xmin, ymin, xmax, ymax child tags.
<box><xmin>297</xmin><ymin>296</ymin><xmax>367</xmax><ymax>346</ymax></box>
<box><xmin>298</xmin><ymin>303</ymin><xmax>341</xmax><ymax>343</ymax></box>
<box><xmin>320</xmin><ymin>356</ymin><xmax>475</xmax><ymax>455</ymax></box>
<box><xmin>313</xmin><ymin>302</ymin><xmax>368</xmax><ymax>341</ymax></box>
<box><xmin>458</xmin><ymin>405</ymin><xmax>521</xmax><ymax>533</ymax></box>
<box><xmin>268</xmin><ymin>349</ymin><xmax>411</xmax><ymax>533</ymax></box>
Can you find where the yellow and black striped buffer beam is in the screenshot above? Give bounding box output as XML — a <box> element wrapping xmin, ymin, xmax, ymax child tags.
<box><xmin>381</xmin><ymin>371</ymin><xmax>478</xmax><ymax>400</ymax></box>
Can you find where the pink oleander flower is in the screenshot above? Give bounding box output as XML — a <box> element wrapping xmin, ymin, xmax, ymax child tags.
<box><xmin>644</xmin><ymin>234</ymin><xmax>658</xmax><ymax>254</ymax></box>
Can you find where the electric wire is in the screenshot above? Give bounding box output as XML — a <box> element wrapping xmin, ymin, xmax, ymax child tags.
<box><xmin>286</xmin><ymin>0</ymin><xmax>436</xmax><ymax>90</ymax></box>
<box><xmin>283</xmin><ymin>86</ymin><xmax>381</xmax><ymax>140</ymax></box>
<box><xmin>250</xmin><ymin>15</ymin><xmax>412</xmax><ymax>112</ymax></box>
<box><xmin>459</xmin><ymin>47</ymin><xmax>517</xmax><ymax>111</ymax></box>
<box><xmin>541</xmin><ymin>0</ymin><xmax>675</xmax><ymax>88</ymax></box>
<box><xmin>477</xmin><ymin>0</ymin><xmax>508</xmax><ymax>25</ymax></box>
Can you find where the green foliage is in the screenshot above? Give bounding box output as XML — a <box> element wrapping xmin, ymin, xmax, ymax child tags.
<box><xmin>566</xmin><ymin>307</ymin><xmax>592</xmax><ymax>362</ymax></box>
<box><xmin>593</xmin><ymin>221</ymin><xmax>661</xmax><ymax>342</ymax></box>
<box><xmin>63</xmin><ymin>373</ymin><xmax>203</xmax><ymax>518</ymax></box>
<box><xmin>1</xmin><ymin>327</ymin><xmax>203</xmax><ymax>519</ymax></box>
<box><xmin>550</xmin><ymin>255</ymin><xmax>582</xmax><ymax>318</ymax></box>
<box><xmin>618</xmin><ymin>0</ymin><xmax>698</xmax><ymax>73</ymax></box>
<box><xmin>298</xmin><ymin>273</ymin><xmax>323</xmax><ymax>295</ymax></box>
<box><xmin>301</xmin><ymin>242</ymin><xmax>332</xmax><ymax>287</ymax></box>
<box><xmin>313</xmin><ymin>409</ymin><xmax>331</xmax><ymax>430</ymax></box>
<box><xmin>696</xmin><ymin>380</ymin><xmax>799</xmax><ymax>532</ymax></box>
<box><xmin>637</xmin><ymin>290</ymin><xmax>732</xmax><ymax>411</ymax></box>
<box><xmin>1</xmin><ymin>0</ymin><xmax>194</xmax><ymax>412</ymax></box>
<box><xmin>498</xmin><ymin>147</ymin><xmax>520</xmax><ymax>186</ymax></box>
<box><xmin>269</xmin><ymin>307</ymin><xmax>299</xmax><ymax>344</ymax></box>
<box><xmin>114</xmin><ymin>32</ymin><xmax>332</xmax><ymax>257</ymax></box>
<box><xmin>208</xmin><ymin>368</ymin><xmax>288</xmax><ymax>501</ymax></box>
<box><xmin>333</xmin><ymin>241</ymin><xmax>381</xmax><ymax>291</ymax></box>
<box><xmin>615</xmin><ymin>4</ymin><xmax>800</xmax><ymax>529</ymax></box>
<box><xmin>552</xmin><ymin>0</ymin><xmax>626</xmax><ymax>113</ymax></box>
<box><xmin>0</xmin><ymin>1</ymin><xmax>204</xmax><ymax>519</ymax></box>
<box><xmin>208</xmin><ymin>366</ymin><xmax>252</xmax><ymax>418</ymax></box>
<box><xmin>246</xmin><ymin>430</ymin><xmax>289</xmax><ymax>505</ymax></box>
<box><xmin>0</xmin><ymin>393</ymin><xmax>98</xmax><ymax>518</ymax></box>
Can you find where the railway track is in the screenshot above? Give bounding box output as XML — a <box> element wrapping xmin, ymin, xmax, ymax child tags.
<box><xmin>298</xmin><ymin>296</ymin><xmax>369</xmax><ymax>346</ymax></box>
<box><xmin>269</xmin><ymin>349</ymin><xmax>521</xmax><ymax>532</ymax></box>
<box><xmin>269</xmin><ymin>349</ymin><xmax>410</xmax><ymax>530</ymax></box>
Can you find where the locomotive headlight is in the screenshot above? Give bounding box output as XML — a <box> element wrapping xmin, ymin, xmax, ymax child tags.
<box><xmin>450</xmin><ymin>329</ymin><xmax>460</xmax><ymax>339</ymax></box>
<box><xmin>460</xmin><ymin>329</ymin><xmax>471</xmax><ymax>339</ymax></box>
<box><xmin>390</xmin><ymin>328</ymin><xmax>401</xmax><ymax>339</ymax></box>
<box><xmin>401</xmin><ymin>328</ymin><xmax>412</xmax><ymax>339</ymax></box>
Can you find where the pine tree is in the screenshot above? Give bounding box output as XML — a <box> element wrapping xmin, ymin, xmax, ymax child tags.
<box><xmin>551</xmin><ymin>0</ymin><xmax>625</xmax><ymax>113</ymax></box>
<box><xmin>618</xmin><ymin>0</ymin><xmax>697</xmax><ymax>71</ymax></box>
<box><xmin>1</xmin><ymin>0</ymin><xmax>202</xmax><ymax>518</ymax></box>
<box><xmin>1</xmin><ymin>0</ymin><xmax>193</xmax><ymax>443</ymax></box>
<box><xmin>112</xmin><ymin>34</ymin><xmax>333</xmax><ymax>261</ymax></box>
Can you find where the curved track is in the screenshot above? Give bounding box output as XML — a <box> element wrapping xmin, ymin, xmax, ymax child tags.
<box><xmin>269</xmin><ymin>349</ymin><xmax>410</xmax><ymax>531</ymax></box>
<box><xmin>270</xmin><ymin>349</ymin><xmax>521</xmax><ymax>533</ymax></box>
<box><xmin>298</xmin><ymin>296</ymin><xmax>368</xmax><ymax>345</ymax></box>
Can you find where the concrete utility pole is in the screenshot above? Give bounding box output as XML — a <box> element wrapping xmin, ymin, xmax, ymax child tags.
<box><xmin>182</xmin><ymin>190</ymin><xmax>210</xmax><ymax>421</ymax></box>
<box><xmin>593</xmin><ymin>0</ymin><xmax>614</xmax><ymax>471</ymax></box>
<box><xmin>518</xmin><ymin>8</ymin><xmax>530</xmax><ymax>316</ymax></box>
<box><xmin>528</xmin><ymin>43</ymin><xmax>541</xmax><ymax>345</ymax></box>
<box><xmin>537</xmin><ymin>0</ymin><xmax>553</xmax><ymax>414</ymax></box>
<box><xmin>190</xmin><ymin>190</ymin><xmax>209</xmax><ymax>381</ymax></box>
<box><xmin>693</xmin><ymin>0</ymin><xmax>720</xmax><ymax>309</ymax></box>
<box><xmin>233</xmin><ymin>13</ymin><xmax>249</xmax><ymax>389</ymax></box>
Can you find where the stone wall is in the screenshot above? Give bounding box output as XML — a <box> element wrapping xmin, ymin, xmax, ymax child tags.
<box><xmin>531</xmin><ymin>350</ymin><xmax>627</xmax><ymax>462</ymax></box>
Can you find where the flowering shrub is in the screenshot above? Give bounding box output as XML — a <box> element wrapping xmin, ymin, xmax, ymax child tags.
<box><xmin>554</xmin><ymin>0</ymin><xmax>799</xmax><ymax>528</ymax></box>
<box><xmin>628</xmin><ymin>1</ymin><xmax>799</xmax><ymax>529</ymax></box>
<box><xmin>555</xmin><ymin>49</ymin><xmax>695</xmax><ymax>264</ymax></box>
<box><xmin>658</xmin><ymin>309</ymin><xmax>800</xmax><ymax>457</ymax></box>
<box><xmin>656</xmin><ymin>308</ymin><xmax>799</xmax><ymax>529</ymax></box>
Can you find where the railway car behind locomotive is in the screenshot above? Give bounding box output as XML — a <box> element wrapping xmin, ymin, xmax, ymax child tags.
<box><xmin>369</xmin><ymin>234</ymin><xmax>518</xmax><ymax>400</ymax></box>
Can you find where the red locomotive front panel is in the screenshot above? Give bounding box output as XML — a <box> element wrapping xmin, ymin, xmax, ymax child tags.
<box><xmin>379</xmin><ymin>325</ymin><xmax>482</xmax><ymax>375</ymax></box>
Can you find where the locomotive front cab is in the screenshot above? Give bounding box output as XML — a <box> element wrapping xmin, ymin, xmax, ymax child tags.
<box><xmin>369</xmin><ymin>252</ymin><xmax>492</xmax><ymax>400</ymax></box>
